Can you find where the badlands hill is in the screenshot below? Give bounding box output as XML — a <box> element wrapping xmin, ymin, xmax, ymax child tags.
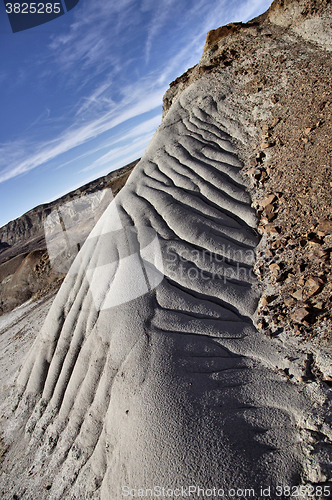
<box><xmin>164</xmin><ymin>0</ymin><xmax>332</xmax><ymax>345</ymax></box>
<box><xmin>0</xmin><ymin>0</ymin><xmax>332</xmax><ymax>499</ymax></box>
<box><xmin>0</xmin><ymin>159</ymin><xmax>139</xmax><ymax>315</ymax></box>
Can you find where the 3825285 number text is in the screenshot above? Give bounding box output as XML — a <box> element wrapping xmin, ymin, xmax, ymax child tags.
<box><xmin>5</xmin><ymin>3</ymin><xmax>62</xmax><ymax>14</ymax></box>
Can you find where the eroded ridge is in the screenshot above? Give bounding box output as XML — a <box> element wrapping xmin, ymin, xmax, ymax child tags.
<box><xmin>8</xmin><ymin>81</ymin><xmax>312</xmax><ymax>499</ymax></box>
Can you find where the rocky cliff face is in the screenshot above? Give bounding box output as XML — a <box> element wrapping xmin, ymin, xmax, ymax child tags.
<box><xmin>163</xmin><ymin>0</ymin><xmax>332</xmax><ymax>346</ymax></box>
<box><xmin>1</xmin><ymin>2</ymin><xmax>332</xmax><ymax>497</ymax></box>
<box><xmin>268</xmin><ymin>0</ymin><xmax>332</xmax><ymax>50</ymax></box>
<box><xmin>163</xmin><ymin>0</ymin><xmax>332</xmax><ymax>115</ymax></box>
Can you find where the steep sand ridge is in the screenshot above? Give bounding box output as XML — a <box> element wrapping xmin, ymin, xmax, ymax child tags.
<box><xmin>0</xmin><ymin>0</ymin><xmax>332</xmax><ymax>497</ymax></box>
<box><xmin>0</xmin><ymin>77</ymin><xmax>329</xmax><ymax>499</ymax></box>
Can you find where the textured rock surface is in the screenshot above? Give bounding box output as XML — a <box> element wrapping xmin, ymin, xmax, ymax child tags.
<box><xmin>163</xmin><ymin>0</ymin><xmax>332</xmax><ymax>118</ymax></box>
<box><xmin>0</xmin><ymin>76</ymin><xmax>330</xmax><ymax>500</ymax></box>
<box><xmin>163</xmin><ymin>0</ymin><xmax>332</xmax><ymax>346</ymax></box>
<box><xmin>1</xmin><ymin>0</ymin><xmax>332</xmax><ymax>498</ymax></box>
<box><xmin>268</xmin><ymin>0</ymin><xmax>332</xmax><ymax>51</ymax></box>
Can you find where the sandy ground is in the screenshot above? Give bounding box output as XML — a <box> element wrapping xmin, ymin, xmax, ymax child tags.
<box><xmin>0</xmin><ymin>1</ymin><xmax>332</xmax><ymax>498</ymax></box>
<box><xmin>0</xmin><ymin>76</ymin><xmax>331</xmax><ymax>499</ymax></box>
<box><xmin>0</xmin><ymin>293</ymin><xmax>57</xmax><ymax>442</ymax></box>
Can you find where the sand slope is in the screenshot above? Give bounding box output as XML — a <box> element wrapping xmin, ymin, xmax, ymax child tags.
<box><xmin>1</xmin><ymin>78</ymin><xmax>330</xmax><ymax>499</ymax></box>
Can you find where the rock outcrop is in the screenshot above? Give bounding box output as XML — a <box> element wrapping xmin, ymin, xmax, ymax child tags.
<box><xmin>163</xmin><ymin>0</ymin><xmax>332</xmax><ymax>117</ymax></box>
<box><xmin>1</xmin><ymin>1</ymin><xmax>332</xmax><ymax>499</ymax></box>
<box><xmin>163</xmin><ymin>0</ymin><xmax>332</xmax><ymax>345</ymax></box>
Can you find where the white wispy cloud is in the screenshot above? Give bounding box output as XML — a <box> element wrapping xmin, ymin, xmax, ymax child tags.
<box><xmin>228</xmin><ymin>0</ymin><xmax>272</xmax><ymax>23</ymax></box>
<box><xmin>0</xmin><ymin>80</ymin><xmax>163</xmax><ymax>184</ymax></box>
<box><xmin>80</xmin><ymin>115</ymin><xmax>161</xmax><ymax>173</ymax></box>
<box><xmin>0</xmin><ymin>0</ymin><xmax>273</xmax><ymax>188</ymax></box>
<box><xmin>56</xmin><ymin>114</ymin><xmax>161</xmax><ymax>172</ymax></box>
<box><xmin>144</xmin><ymin>0</ymin><xmax>177</xmax><ymax>63</ymax></box>
<box><xmin>75</xmin><ymin>82</ymin><xmax>114</xmax><ymax>116</ymax></box>
<box><xmin>80</xmin><ymin>134</ymin><xmax>151</xmax><ymax>172</ymax></box>
<box><xmin>48</xmin><ymin>0</ymin><xmax>138</xmax><ymax>77</ymax></box>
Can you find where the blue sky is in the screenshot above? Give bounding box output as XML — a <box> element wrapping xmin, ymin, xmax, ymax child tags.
<box><xmin>0</xmin><ymin>0</ymin><xmax>272</xmax><ymax>228</ymax></box>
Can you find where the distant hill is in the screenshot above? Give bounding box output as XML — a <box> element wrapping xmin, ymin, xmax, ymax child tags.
<box><xmin>0</xmin><ymin>158</ymin><xmax>139</xmax><ymax>314</ymax></box>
